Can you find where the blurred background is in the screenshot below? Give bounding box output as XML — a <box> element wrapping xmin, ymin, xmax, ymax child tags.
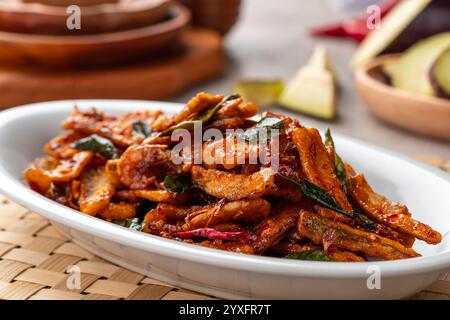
<box><xmin>0</xmin><ymin>0</ymin><xmax>448</xmax><ymax>162</ymax></box>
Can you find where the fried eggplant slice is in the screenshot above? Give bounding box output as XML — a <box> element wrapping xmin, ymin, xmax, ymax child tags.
<box><xmin>199</xmin><ymin>240</ymin><xmax>255</xmax><ymax>254</ymax></box>
<box><xmin>79</xmin><ymin>167</ymin><xmax>115</xmax><ymax>216</ymax></box>
<box><xmin>187</xmin><ymin>198</ymin><xmax>271</xmax><ymax>229</ymax></box>
<box><xmin>347</xmin><ymin>174</ymin><xmax>442</xmax><ymax>245</ymax></box>
<box><xmin>63</xmin><ymin>107</ymin><xmax>161</xmax><ymax>147</ymax></box>
<box><xmin>170</xmin><ymin>93</ymin><xmax>224</xmax><ymax>126</ymax></box>
<box><xmin>206</xmin><ymin>117</ymin><xmax>247</xmax><ymax>131</ymax></box>
<box><xmin>252</xmin><ymin>205</ymin><xmax>299</xmax><ymax>255</ymax></box>
<box><xmin>270</xmin><ymin>241</ymin><xmax>321</xmax><ymax>255</ymax></box>
<box><xmin>115</xmin><ymin>189</ymin><xmax>189</xmax><ymax>204</ymax></box>
<box><xmin>24</xmin><ymin>167</ymin><xmax>52</xmax><ymax>194</ymax></box>
<box><xmin>298</xmin><ymin>210</ymin><xmax>420</xmax><ymax>260</ymax></box>
<box><xmin>105</xmin><ymin>159</ymin><xmax>122</xmax><ymax>188</ymax></box>
<box><xmin>143</xmin><ymin>203</ymin><xmax>194</xmax><ymax>233</ymax></box>
<box><xmin>202</xmin><ymin>136</ymin><xmax>261</xmax><ymax>170</ymax></box>
<box><xmin>215</xmin><ymin>98</ymin><xmax>258</xmax><ymax>119</ymax></box>
<box><xmin>63</xmin><ymin>107</ymin><xmax>116</xmax><ymax>134</ymax></box>
<box><xmin>43</xmin><ymin>132</ymin><xmax>85</xmax><ymax>159</ymax></box>
<box><xmin>98</xmin><ymin>202</ymin><xmax>136</xmax><ymax>221</ymax></box>
<box><xmin>314</xmin><ymin>206</ymin><xmax>405</xmax><ymax>244</ymax></box>
<box><xmin>266</xmin><ymin>134</ymin><xmax>303</xmax><ymax>201</ymax></box>
<box><xmin>272</xmin><ymin>241</ymin><xmax>365</xmax><ymax>262</ymax></box>
<box><xmin>191</xmin><ymin>166</ymin><xmax>275</xmax><ymax>201</ymax></box>
<box><xmin>292</xmin><ymin>128</ymin><xmax>352</xmax><ymax>211</ymax></box>
<box><xmin>327</xmin><ymin>249</ymin><xmax>366</xmax><ymax>262</ymax></box>
<box><xmin>47</xmin><ymin>151</ymin><xmax>94</xmax><ymax>182</ymax></box>
<box><xmin>37</xmin><ymin>151</ymin><xmax>93</xmax><ymax>183</ymax></box>
<box><xmin>118</xmin><ymin>144</ymin><xmax>178</xmax><ymax>189</ymax></box>
<box><xmin>152</xmin><ymin>93</ymin><xmax>224</xmax><ymax>132</ymax></box>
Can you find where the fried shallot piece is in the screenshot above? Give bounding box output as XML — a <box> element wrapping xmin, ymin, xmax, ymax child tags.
<box><xmin>79</xmin><ymin>167</ymin><xmax>115</xmax><ymax>216</ymax></box>
<box><xmin>298</xmin><ymin>210</ymin><xmax>420</xmax><ymax>260</ymax></box>
<box><xmin>191</xmin><ymin>166</ymin><xmax>275</xmax><ymax>201</ymax></box>
<box><xmin>186</xmin><ymin>198</ymin><xmax>271</xmax><ymax>229</ymax></box>
<box><xmin>292</xmin><ymin>128</ymin><xmax>352</xmax><ymax>211</ymax></box>
<box><xmin>118</xmin><ymin>144</ymin><xmax>178</xmax><ymax>189</ymax></box>
<box><xmin>347</xmin><ymin>174</ymin><xmax>442</xmax><ymax>245</ymax></box>
<box><xmin>252</xmin><ymin>205</ymin><xmax>299</xmax><ymax>255</ymax></box>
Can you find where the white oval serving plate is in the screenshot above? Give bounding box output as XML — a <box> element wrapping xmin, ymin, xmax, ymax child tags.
<box><xmin>0</xmin><ymin>99</ymin><xmax>449</xmax><ymax>300</ymax></box>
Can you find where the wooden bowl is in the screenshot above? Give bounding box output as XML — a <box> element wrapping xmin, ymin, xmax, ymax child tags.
<box><xmin>179</xmin><ymin>0</ymin><xmax>240</xmax><ymax>35</ymax></box>
<box><xmin>0</xmin><ymin>4</ymin><xmax>190</xmax><ymax>68</ymax></box>
<box><xmin>355</xmin><ymin>54</ymin><xmax>450</xmax><ymax>141</ymax></box>
<box><xmin>0</xmin><ymin>0</ymin><xmax>174</xmax><ymax>34</ymax></box>
<box><xmin>21</xmin><ymin>0</ymin><xmax>118</xmax><ymax>6</ymax></box>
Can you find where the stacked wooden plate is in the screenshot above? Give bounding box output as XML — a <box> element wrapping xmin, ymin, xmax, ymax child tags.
<box><xmin>0</xmin><ymin>0</ymin><xmax>228</xmax><ymax>108</ymax></box>
<box><xmin>0</xmin><ymin>0</ymin><xmax>190</xmax><ymax>67</ymax></box>
<box><xmin>180</xmin><ymin>0</ymin><xmax>241</xmax><ymax>35</ymax></box>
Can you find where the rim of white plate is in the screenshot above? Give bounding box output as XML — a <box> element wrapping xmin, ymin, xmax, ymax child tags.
<box><xmin>0</xmin><ymin>99</ymin><xmax>449</xmax><ymax>279</ymax></box>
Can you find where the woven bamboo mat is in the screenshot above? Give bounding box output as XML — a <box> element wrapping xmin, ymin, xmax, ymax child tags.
<box><xmin>0</xmin><ymin>156</ymin><xmax>448</xmax><ymax>300</ymax></box>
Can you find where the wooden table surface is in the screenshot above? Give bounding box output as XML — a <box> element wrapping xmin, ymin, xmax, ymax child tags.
<box><xmin>175</xmin><ymin>0</ymin><xmax>450</xmax><ymax>160</ymax></box>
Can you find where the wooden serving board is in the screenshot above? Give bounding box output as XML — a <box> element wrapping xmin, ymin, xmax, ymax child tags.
<box><xmin>0</xmin><ymin>28</ymin><xmax>224</xmax><ymax>109</ymax></box>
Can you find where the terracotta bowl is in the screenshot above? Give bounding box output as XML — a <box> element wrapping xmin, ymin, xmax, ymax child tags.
<box><xmin>0</xmin><ymin>4</ymin><xmax>190</xmax><ymax>68</ymax></box>
<box><xmin>180</xmin><ymin>0</ymin><xmax>241</xmax><ymax>35</ymax></box>
<box><xmin>355</xmin><ymin>54</ymin><xmax>450</xmax><ymax>141</ymax></box>
<box><xmin>0</xmin><ymin>0</ymin><xmax>174</xmax><ymax>34</ymax></box>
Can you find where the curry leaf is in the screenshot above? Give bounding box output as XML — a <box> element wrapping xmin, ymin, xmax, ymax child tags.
<box><xmin>239</xmin><ymin>116</ymin><xmax>285</xmax><ymax>141</ymax></box>
<box><xmin>112</xmin><ymin>218</ymin><xmax>146</xmax><ymax>231</ymax></box>
<box><xmin>159</xmin><ymin>94</ymin><xmax>241</xmax><ymax>136</ymax></box>
<box><xmin>163</xmin><ymin>175</ymin><xmax>191</xmax><ymax>194</ymax></box>
<box><xmin>277</xmin><ymin>173</ymin><xmax>376</xmax><ymax>230</ymax></box>
<box><xmin>325</xmin><ymin>129</ymin><xmax>347</xmax><ymax>192</ymax></box>
<box><xmin>353</xmin><ymin>211</ymin><xmax>376</xmax><ymax>227</ymax></box>
<box><xmin>72</xmin><ymin>134</ymin><xmax>119</xmax><ymax>159</ymax></box>
<box><xmin>277</xmin><ymin>173</ymin><xmax>353</xmax><ymax>219</ymax></box>
<box><xmin>136</xmin><ymin>199</ymin><xmax>156</xmax><ymax>220</ymax></box>
<box><xmin>132</xmin><ymin>120</ymin><xmax>151</xmax><ymax>138</ymax></box>
<box><xmin>286</xmin><ymin>250</ymin><xmax>332</xmax><ymax>262</ymax></box>
<box><xmin>299</xmin><ymin>179</ymin><xmax>347</xmax><ymax>215</ymax></box>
